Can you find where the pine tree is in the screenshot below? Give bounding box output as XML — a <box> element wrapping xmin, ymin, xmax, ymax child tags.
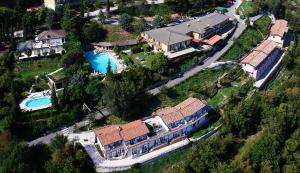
<box><xmin>51</xmin><ymin>84</ymin><xmax>60</xmax><ymax>112</ymax></box>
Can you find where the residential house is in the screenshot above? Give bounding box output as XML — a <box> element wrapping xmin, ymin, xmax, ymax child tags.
<box><xmin>240</xmin><ymin>40</ymin><xmax>282</xmax><ymax>80</ymax></box>
<box><xmin>18</xmin><ymin>30</ymin><xmax>66</xmax><ymax>59</ymax></box>
<box><xmin>94</xmin><ymin>97</ymin><xmax>211</xmax><ymax>159</ymax></box>
<box><xmin>268</xmin><ymin>19</ymin><xmax>288</xmax><ymax>47</ymax></box>
<box><xmin>142</xmin><ymin>13</ymin><xmax>230</xmax><ymax>56</ymax></box>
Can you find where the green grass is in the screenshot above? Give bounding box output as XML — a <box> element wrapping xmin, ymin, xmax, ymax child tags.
<box><xmin>255</xmin><ymin>15</ymin><xmax>272</xmax><ymax>35</ymax></box>
<box><xmin>145</xmin><ymin>68</ymin><xmax>226</xmax><ymax>115</ymax></box>
<box><xmin>103</xmin><ymin>25</ymin><xmax>135</xmax><ymax>42</ymax></box>
<box><xmin>15</xmin><ymin>57</ymin><xmax>61</xmax><ymax>80</ymax></box>
<box><xmin>49</xmin><ymin>69</ymin><xmax>66</xmax><ymax>81</ymax></box>
<box><xmin>118</xmin><ymin>146</ymin><xmax>189</xmax><ymax>173</ymax></box>
<box><xmin>221</xmin><ymin>28</ymin><xmax>263</xmax><ymax>61</ymax></box>
<box><xmin>221</xmin><ymin>15</ymin><xmax>272</xmax><ymax>61</ymax></box>
<box><xmin>237</xmin><ymin>1</ymin><xmax>257</xmax><ymax>16</ymax></box>
<box><xmin>190</xmin><ymin>118</ymin><xmax>222</xmax><ymax>138</ymax></box>
<box><xmin>94</xmin><ymin>114</ymin><xmax>127</xmax><ymax>128</ymax></box>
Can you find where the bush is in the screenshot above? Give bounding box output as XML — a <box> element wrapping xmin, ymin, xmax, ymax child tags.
<box><xmin>113</xmin><ymin>46</ymin><xmax>121</xmax><ymax>54</ymax></box>
<box><xmin>131</xmin><ymin>45</ymin><xmax>142</xmax><ymax>54</ymax></box>
<box><xmin>25</xmin><ymin>49</ymin><xmax>32</xmax><ymax>57</ymax></box>
<box><xmin>142</xmin><ymin>44</ymin><xmax>151</xmax><ymax>52</ymax></box>
<box><xmin>119</xmin><ymin>13</ymin><xmax>133</xmax><ymax>31</ymax></box>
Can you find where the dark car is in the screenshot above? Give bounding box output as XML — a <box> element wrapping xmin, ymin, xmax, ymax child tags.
<box><xmin>197</xmin><ymin>61</ymin><xmax>204</xmax><ymax>65</ymax></box>
<box><xmin>170</xmin><ymin>72</ymin><xmax>184</xmax><ymax>80</ymax></box>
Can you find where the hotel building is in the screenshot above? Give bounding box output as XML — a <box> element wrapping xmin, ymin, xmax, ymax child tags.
<box><xmin>141</xmin><ymin>13</ymin><xmax>230</xmax><ymax>56</ymax></box>
<box><xmin>94</xmin><ymin>97</ymin><xmax>211</xmax><ymax>159</ymax></box>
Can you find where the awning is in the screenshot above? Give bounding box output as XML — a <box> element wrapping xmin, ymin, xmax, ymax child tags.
<box><xmin>192</xmin><ymin>38</ymin><xmax>201</xmax><ymax>43</ymax></box>
<box><xmin>203</xmin><ymin>35</ymin><xmax>222</xmax><ymax>46</ymax></box>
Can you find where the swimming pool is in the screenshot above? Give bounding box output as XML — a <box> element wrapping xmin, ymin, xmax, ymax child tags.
<box><xmin>25</xmin><ymin>97</ymin><xmax>52</xmax><ymax>109</ymax></box>
<box><xmin>85</xmin><ymin>51</ymin><xmax>118</xmax><ymax>74</ymax></box>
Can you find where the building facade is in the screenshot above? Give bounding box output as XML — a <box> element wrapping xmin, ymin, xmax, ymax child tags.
<box><xmin>94</xmin><ymin>97</ymin><xmax>211</xmax><ymax>159</ymax></box>
<box><xmin>268</xmin><ymin>20</ymin><xmax>288</xmax><ymax>47</ymax></box>
<box><xmin>142</xmin><ymin>13</ymin><xmax>230</xmax><ymax>54</ymax></box>
<box><xmin>32</xmin><ymin>30</ymin><xmax>66</xmax><ymax>56</ymax></box>
<box><xmin>240</xmin><ymin>40</ymin><xmax>281</xmax><ymax>80</ymax></box>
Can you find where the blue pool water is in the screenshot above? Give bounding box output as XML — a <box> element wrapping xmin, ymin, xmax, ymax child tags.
<box><xmin>25</xmin><ymin>97</ymin><xmax>51</xmax><ymax>109</ymax></box>
<box><xmin>85</xmin><ymin>51</ymin><xmax>117</xmax><ymax>74</ymax></box>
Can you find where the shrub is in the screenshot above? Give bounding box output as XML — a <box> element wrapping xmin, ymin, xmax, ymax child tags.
<box><xmin>113</xmin><ymin>46</ymin><xmax>121</xmax><ymax>54</ymax></box>
<box><xmin>131</xmin><ymin>45</ymin><xmax>142</xmax><ymax>54</ymax></box>
<box><xmin>25</xmin><ymin>49</ymin><xmax>32</xmax><ymax>57</ymax></box>
<box><xmin>142</xmin><ymin>44</ymin><xmax>151</xmax><ymax>52</ymax></box>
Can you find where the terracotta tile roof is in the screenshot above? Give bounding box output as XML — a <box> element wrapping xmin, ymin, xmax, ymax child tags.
<box><xmin>175</xmin><ymin>97</ymin><xmax>207</xmax><ymax>117</ymax></box>
<box><xmin>95</xmin><ymin>120</ymin><xmax>150</xmax><ymax>146</ymax></box>
<box><xmin>120</xmin><ymin>120</ymin><xmax>150</xmax><ymax>142</ymax></box>
<box><xmin>241</xmin><ymin>40</ymin><xmax>278</xmax><ymax>68</ymax></box>
<box><xmin>203</xmin><ymin>35</ymin><xmax>222</xmax><ymax>45</ymax></box>
<box><xmin>155</xmin><ymin>107</ymin><xmax>184</xmax><ymax>125</ymax></box>
<box><xmin>270</xmin><ymin>20</ymin><xmax>288</xmax><ymax>37</ymax></box>
<box><xmin>95</xmin><ymin>125</ymin><xmax>122</xmax><ymax>146</ymax></box>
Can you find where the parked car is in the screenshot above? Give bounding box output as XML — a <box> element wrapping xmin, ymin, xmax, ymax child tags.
<box><xmin>197</xmin><ymin>61</ymin><xmax>204</xmax><ymax>65</ymax></box>
<box><xmin>170</xmin><ymin>72</ymin><xmax>184</xmax><ymax>80</ymax></box>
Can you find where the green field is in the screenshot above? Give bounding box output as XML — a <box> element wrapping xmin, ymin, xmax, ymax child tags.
<box><xmin>237</xmin><ymin>1</ymin><xmax>258</xmax><ymax>16</ymax></box>
<box><xmin>254</xmin><ymin>15</ymin><xmax>272</xmax><ymax>35</ymax></box>
<box><xmin>15</xmin><ymin>57</ymin><xmax>62</xmax><ymax>80</ymax></box>
<box><xmin>221</xmin><ymin>15</ymin><xmax>271</xmax><ymax>61</ymax></box>
<box><xmin>221</xmin><ymin>28</ymin><xmax>263</xmax><ymax>61</ymax></box>
<box><xmin>153</xmin><ymin>68</ymin><xmax>226</xmax><ymax>108</ymax></box>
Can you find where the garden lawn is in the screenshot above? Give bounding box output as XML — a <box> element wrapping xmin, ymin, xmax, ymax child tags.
<box><xmin>103</xmin><ymin>25</ymin><xmax>135</xmax><ymax>42</ymax></box>
<box><xmin>221</xmin><ymin>15</ymin><xmax>272</xmax><ymax>61</ymax></box>
<box><xmin>147</xmin><ymin>68</ymin><xmax>226</xmax><ymax>114</ymax></box>
<box><xmin>237</xmin><ymin>1</ymin><xmax>257</xmax><ymax>16</ymax></box>
<box><xmin>190</xmin><ymin>118</ymin><xmax>222</xmax><ymax>139</ymax></box>
<box><xmin>221</xmin><ymin>28</ymin><xmax>262</xmax><ymax>61</ymax></box>
<box><xmin>118</xmin><ymin>146</ymin><xmax>189</xmax><ymax>173</ymax></box>
<box><xmin>208</xmin><ymin>86</ymin><xmax>240</xmax><ymax>108</ymax></box>
<box><xmin>15</xmin><ymin>57</ymin><xmax>61</xmax><ymax>80</ymax></box>
<box><xmin>254</xmin><ymin>15</ymin><xmax>272</xmax><ymax>35</ymax></box>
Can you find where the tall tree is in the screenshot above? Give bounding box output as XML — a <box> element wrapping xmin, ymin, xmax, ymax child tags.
<box><xmin>51</xmin><ymin>84</ymin><xmax>59</xmax><ymax>112</ymax></box>
<box><xmin>106</xmin><ymin>0</ymin><xmax>110</xmax><ymax>17</ymax></box>
<box><xmin>119</xmin><ymin>13</ymin><xmax>133</xmax><ymax>31</ymax></box>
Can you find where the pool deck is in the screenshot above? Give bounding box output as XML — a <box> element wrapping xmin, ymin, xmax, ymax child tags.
<box><xmin>19</xmin><ymin>90</ymin><xmax>52</xmax><ymax>112</ymax></box>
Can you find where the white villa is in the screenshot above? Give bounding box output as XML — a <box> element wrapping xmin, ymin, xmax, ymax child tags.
<box><xmin>94</xmin><ymin>97</ymin><xmax>211</xmax><ymax>159</ymax></box>
<box><xmin>18</xmin><ymin>30</ymin><xmax>66</xmax><ymax>59</ymax></box>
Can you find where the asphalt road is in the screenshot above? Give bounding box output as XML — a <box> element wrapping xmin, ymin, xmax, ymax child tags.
<box><xmin>28</xmin><ymin>0</ymin><xmax>259</xmax><ymax>146</ymax></box>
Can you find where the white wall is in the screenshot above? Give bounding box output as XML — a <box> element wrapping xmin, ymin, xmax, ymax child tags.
<box><xmin>241</xmin><ymin>64</ymin><xmax>257</xmax><ymax>79</ymax></box>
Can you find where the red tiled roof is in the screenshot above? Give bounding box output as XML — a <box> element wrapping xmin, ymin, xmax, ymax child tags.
<box><xmin>95</xmin><ymin>125</ymin><xmax>122</xmax><ymax>146</ymax></box>
<box><xmin>203</xmin><ymin>35</ymin><xmax>222</xmax><ymax>45</ymax></box>
<box><xmin>155</xmin><ymin>107</ymin><xmax>184</xmax><ymax>125</ymax></box>
<box><xmin>241</xmin><ymin>40</ymin><xmax>278</xmax><ymax>68</ymax></box>
<box><xmin>120</xmin><ymin>120</ymin><xmax>150</xmax><ymax>142</ymax></box>
<box><xmin>270</xmin><ymin>20</ymin><xmax>288</xmax><ymax>37</ymax></box>
<box><xmin>175</xmin><ymin>97</ymin><xmax>207</xmax><ymax>117</ymax></box>
<box><xmin>94</xmin><ymin>120</ymin><xmax>150</xmax><ymax>146</ymax></box>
